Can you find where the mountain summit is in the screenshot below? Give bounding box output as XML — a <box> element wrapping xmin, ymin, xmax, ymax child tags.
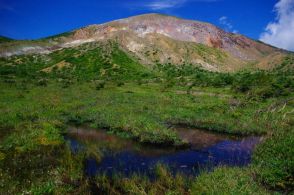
<box><xmin>0</xmin><ymin>14</ymin><xmax>289</xmax><ymax>71</ymax></box>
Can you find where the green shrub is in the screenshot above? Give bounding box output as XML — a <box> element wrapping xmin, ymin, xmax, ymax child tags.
<box><xmin>116</xmin><ymin>81</ymin><xmax>125</xmax><ymax>87</ymax></box>
<box><xmin>36</xmin><ymin>79</ymin><xmax>48</xmax><ymax>87</ymax></box>
<box><xmin>30</xmin><ymin>181</ymin><xmax>55</xmax><ymax>195</ymax></box>
<box><xmin>96</xmin><ymin>80</ymin><xmax>105</xmax><ymax>90</ymax></box>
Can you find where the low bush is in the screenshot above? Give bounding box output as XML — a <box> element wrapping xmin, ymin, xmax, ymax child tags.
<box><xmin>96</xmin><ymin>80</ymin><xmax>105</xmax><ymax>90</ymax></box>
<box><xmin>36</xmin><ymin>78</ymin><xmax>48</xmax><ymax>87</ymax></box>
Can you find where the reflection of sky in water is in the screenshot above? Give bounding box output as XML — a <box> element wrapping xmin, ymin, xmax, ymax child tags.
<box><xmin>67</xmin><ymin>133</ymin><xmax>260</xmax><ymax>177</ymax></box>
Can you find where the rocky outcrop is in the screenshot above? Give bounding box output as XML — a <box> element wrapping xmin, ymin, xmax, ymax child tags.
<box><xmin>0</xmin><ymin>14</ymin><xmax>288</xmax><ymax>72</ymax></box>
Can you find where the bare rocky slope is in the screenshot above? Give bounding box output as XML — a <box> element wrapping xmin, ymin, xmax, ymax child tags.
<box><xmin>0</xmin><ymin>14</ymin><xmax>290</xmax><ymax>72</ymax></box>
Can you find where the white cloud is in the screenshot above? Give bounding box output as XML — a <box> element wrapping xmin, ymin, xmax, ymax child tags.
<box><xmin>136</xmin><ymin>0</ymin><xmax>218</xmax><ymax>11</ymax></box>
<box><xmin>260</xmin><ymin>0</ymin><xmax>294</xmax><ymax>51</ymax></box>
<box><xmin>147</xmin><ymin>0</ymin><xmax>187</xmax><ymax>10</ymax></box>
<box><xmin>218</xmin><ymin>16</ymin><xmax>238</xmax><ymax>33</ymax></box>
<box><xmin>219</xmin><ymin>16</ymin><xmax>232</xmax><ymax>29</ymax></box>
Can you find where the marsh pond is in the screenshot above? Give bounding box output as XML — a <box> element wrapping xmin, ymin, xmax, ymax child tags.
<box><xmin>66</xmin><ymin>126</ymin><xmax>261</xmax><ymax>178</ymax></box>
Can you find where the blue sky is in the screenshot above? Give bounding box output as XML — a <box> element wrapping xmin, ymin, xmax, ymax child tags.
<box><xmin>0</xmin><ymin>0</ymin><xmax>293</xmax><ymax>50</ymax></box>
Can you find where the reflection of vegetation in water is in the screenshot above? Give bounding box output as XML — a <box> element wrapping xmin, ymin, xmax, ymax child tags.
<box><xmin>0</xmin><ymin>46</ymin><xmax>293</xmax><ymax>193</ymax></box>
<box><xmin>68</xmin><ymin>125</ymin><xmax>261</xmax><ymax>180</ymax></box>
<box><xmin>67</xmin><ymin>126</ymin><xmax>180</xmax><ymax>158</ymax></box>
<box><xmin>68</xmin><ymin>126</ymin><xmax>136</xmax><ymax>151</ymax></box>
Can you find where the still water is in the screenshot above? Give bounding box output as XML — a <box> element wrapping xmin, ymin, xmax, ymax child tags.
<box><xmin>66</xmin><ymin>126</ymin><xmax>261</xmax><ymax>177</ymax></box>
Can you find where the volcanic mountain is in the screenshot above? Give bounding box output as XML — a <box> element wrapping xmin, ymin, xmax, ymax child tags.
<box><xmin>0</xmin><ymin>14</ymin><xmax>290</xmax><ymax>72</ymax></box>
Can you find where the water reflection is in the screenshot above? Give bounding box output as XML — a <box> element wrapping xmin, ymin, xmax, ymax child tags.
<box><xmin>66</xmin><ymin>126</ymin><xmax>261</xmax><ymax>177</ymax></box>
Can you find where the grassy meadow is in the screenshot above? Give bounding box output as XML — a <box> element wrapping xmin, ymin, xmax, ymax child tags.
<box><xmin>0</xmin><ymin>43</ymin><xmax>293</xmax><ymax>194</ymax></box>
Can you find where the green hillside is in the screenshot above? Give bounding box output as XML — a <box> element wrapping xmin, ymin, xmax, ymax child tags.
<box><xmin>0</xmin><ymin>36</ymin><xmax>13</xmax><ymax>44</ymax></box>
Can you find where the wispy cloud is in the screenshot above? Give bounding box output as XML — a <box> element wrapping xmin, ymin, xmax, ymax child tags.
<box><xmin>133</xmin><ymin>0</ymin><xmax>219</xmax><ymax>11</ymax></box>
<box><xmin>218</xmin><ymin>16</ymin><xmax>238</xmax><ymax>33</ymax></box>
<box><xmin>146</xmin><ymin>0</ymin><xmax>187</xmax><ymax>10</ymax></box>
<box><xmin>259</xmin><ymin>0</ymin><xmax>294</xmax><ymax>51</ymax></box>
